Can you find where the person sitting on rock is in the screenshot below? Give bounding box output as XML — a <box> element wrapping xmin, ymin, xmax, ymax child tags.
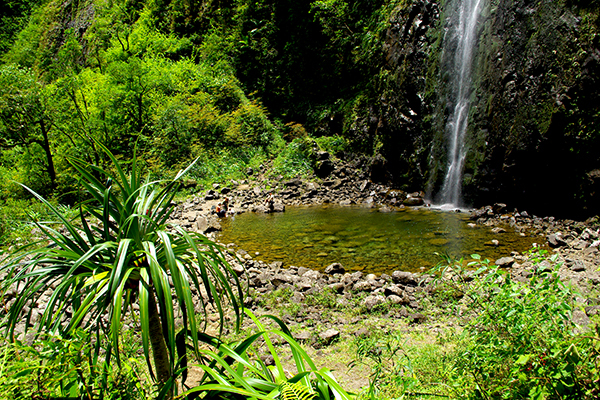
<box><xmin>222</xmin><ymin>197</ymin><xmax>230</xmax><ymax>214</ymax></box>
<box><xmin>215</xmin><ymin>203</ymin><xmax>226</xmax><ymax>217</ymax></box>
<box><xmin>265</xmin><ymin>192</ymin><xmax>274</xmax><ymax>211</ymax></box>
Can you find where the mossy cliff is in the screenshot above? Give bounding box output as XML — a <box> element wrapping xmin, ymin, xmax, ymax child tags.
<box><xmin>373</xmin><ymin>0</ymin><xmax>600</xmax><ymax>217</ymax></box>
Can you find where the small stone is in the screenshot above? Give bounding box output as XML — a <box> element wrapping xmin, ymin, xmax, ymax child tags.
<box><xmin>547</xmin><ymin>233</ymin><xmax>567</xmax><ymax>248</ymax></box>
<box><xmin>231</xmin><ymin>264</ymin><xmax>245</xmax><ymax>276</ymax></box>
<box><xmin>260</xmin><ymin>355</ymin><xmax>275</xmax><ymax>366</ymax></box>
<box><xmin>327</xmin><ymin>282</ymin><xmax>345</xmax><ymax>293</ymax></box>
<box><xmin>353</xmin><ymin>281</ymin><xmax>373</xmax><ymax>292</ymax></box>
<box><xmin>495</xmin><ymin>257</ymin><xmax>515</xmax><ymax>267</ymax></box>
<box><xmin>570</xmin><ymin>260</ymin><xmax>586</xmax><ymax>272</ymax></box>
<box><xmin>354</xmin><ymin>328</ymin><xmax>370</xmax><ymax>337</ymax></box>
<box><xmin>585</xmin><ymin>305</ymin><xmax>600</xmax><ymax>317</ymax></box>
<box><xmin>318</xmin><ymin>329</ymin><xmax>340</xmax><ymax>345</ymax></box>
<box><xmin>302</xmin><ymin>270</ymin><xmax>321</xmax><ymax>280</ymax></box>
<box><xmin>387</xmin><ymin>295</ymin><xmax>403</xmax><ymax>304</ymax></box>
<box><xmin>359</xmin><ymin>180</ymin><xmax>370</xmax><ymax>192</ymax></box>
<box><xmin>391</xmin><ymin>271</ymin><xmax>418</xmax><ymax>285</ymax></box>
<box><xmin>409</xmin><ymin>313</ymin><xmax>426</xmax><ymax>324</ymax></box>
<box><xmin>293</xmin><ymin>331</ymin><xmax>312</xmax><ymax>342</ymax></box>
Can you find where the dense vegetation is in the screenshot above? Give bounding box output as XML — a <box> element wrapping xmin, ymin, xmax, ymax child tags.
<box><xmin>2</xmin><ymin>0</ymin><xmax>600</xmax><ymax>219</ymax></box>
<box><xmin>1</xmin><ymin>0</ymin><xmax>600</xmax><ymax>398</ymax></box>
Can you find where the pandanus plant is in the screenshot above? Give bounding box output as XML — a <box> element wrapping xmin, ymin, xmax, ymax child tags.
<box><xmin>0</xmin><ymin>145</ymin><xmax>243</xmax><ymax>398</ymax></box>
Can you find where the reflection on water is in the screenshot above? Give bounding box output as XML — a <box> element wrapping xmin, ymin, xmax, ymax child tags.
<box><xmin>217</xmin><ymin>205</ymin><xmax>542</xmax><ymax>274</ymax></box>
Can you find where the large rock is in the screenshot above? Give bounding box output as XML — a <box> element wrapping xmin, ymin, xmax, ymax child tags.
<box><xmin>391</xmin><ymin>271</ymin><xmax>418</xmax><ymax>286</ymax></box>
<box><xmin>316</xmin><ymin>159</ymin><xmax>335</xmax><ymax>178</ymax></box>
<box><xmin>363</xmin><ymin>294</ymin><xmax>386</xmax><ymax>311</ymax></box>
<box><xmin>324</xmin><ymin>263</ymin><xmax>345</xmax><ymax>275</ymax></box>
<box><xmin>194</xmin><ymin>216</ymin><xmax>221</xmax><ymax>233</ymax></box>
<box><xmin>403</xmin><ymin>195</ymin><xmax>424</xmax><ymax>206</ymax></box>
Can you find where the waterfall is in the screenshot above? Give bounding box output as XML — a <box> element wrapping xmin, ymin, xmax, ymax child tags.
<box><xmin>438</xmin><ymin>0</ymin><xmax>485</xmax><ymax>207</ymax></box>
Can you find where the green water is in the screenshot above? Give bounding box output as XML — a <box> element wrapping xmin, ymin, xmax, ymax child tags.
<box><xmin>217</xmin><ymin>205</ymin><xmax>542</xmax><ymax>274</ymax></box>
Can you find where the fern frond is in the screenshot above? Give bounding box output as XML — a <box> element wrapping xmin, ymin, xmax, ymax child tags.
<box><xmin>280</xmin><ymin>381</ymin><xmax>316</xmax><ymax>400</ymax></box>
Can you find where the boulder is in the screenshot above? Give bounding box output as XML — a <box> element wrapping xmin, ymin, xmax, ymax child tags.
<box><xmin>391</xmin><ymin>271</ymin><xmax>418</xmax><ymax>286</ymax></box>
<box><xmin>492</xmin><ymin>203</ymin><xmax>507</xmax><ymax>214</ymax></box>
<box><xmin>194</xmin><ymin>216</ymin><xmax>221</xmax><ymax>233</ymax></box>
<box><xmin>317</xmin><ymin>151</ymin><xmax>330</xmax><ymax>161</ymax></box>
<box><xmin>363</xmin><ymin>294</ymin><xmax>386</xmax><ymax>311</ymax></box>
<box><xmin>315</xmin><ymin>159</ymin><xmax>335</xmax><ymax>178</ymax></box>
<box><xmin>403</xmin><ymin>196</ymin><xmax>424</xmax><ymax>206</ymax></box>
<box><xmin>495</xmin><ymin>257</ymin><xmax>515</xmax><ymax>267</ymax></box>
<box><xmin>324</xmin><ymin>263</ymin><xmax>345</xmax><ymax>275</ymax></box>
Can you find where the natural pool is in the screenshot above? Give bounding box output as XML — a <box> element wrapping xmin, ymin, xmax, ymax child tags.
<box><xmin>217</xmin><ymin>205</ymin><xmax>543</xmax><ymax>274</ymax></box>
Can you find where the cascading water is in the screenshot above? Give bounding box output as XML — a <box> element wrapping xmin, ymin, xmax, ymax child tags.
<box><xmin>438</xmin><ymin>0</ymin><xmax>486</xmax><ymax>208</ymax></box>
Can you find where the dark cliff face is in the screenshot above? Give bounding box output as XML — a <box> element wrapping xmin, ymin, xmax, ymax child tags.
<box><xmin>467</xmin><ymin>0</ymin><xmax>600</xmax><ymax>218</ymax></box>
<box><xmin>375</xmin><ymin>0</ymin><xmax>600</xmax><ymax>217</ymax></box>
<box><xmin>350</xmin><ymin>0</ymin><xmax>440</xmax><ymax>191</ymax></box>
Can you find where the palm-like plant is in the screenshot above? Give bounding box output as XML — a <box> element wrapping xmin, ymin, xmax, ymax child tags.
<box><xmin>185</xmin><ymin>309</ymin><xmax>353</xmax><ymax>400</ymax></box>
<box><xmin>0</xmin><ymin>145</ymin><xmax>243</xmax><ymax>397</ymax></box>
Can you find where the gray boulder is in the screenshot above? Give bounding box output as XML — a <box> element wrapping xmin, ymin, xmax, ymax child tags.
<box><xmin>324</xmin><ymin>263</ymin><xmax>345</xmax><ymax>275</ymax></box>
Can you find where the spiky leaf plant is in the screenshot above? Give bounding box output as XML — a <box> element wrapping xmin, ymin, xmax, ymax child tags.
<box><xmin>0</xmin><ymin>144</ymin><xmax>243</xmax><ymax>397</ymax></box>
<box><xmin>184</xmin><ymin>309</ymin><xmax>353</xmax><ymax>400</ymax></box>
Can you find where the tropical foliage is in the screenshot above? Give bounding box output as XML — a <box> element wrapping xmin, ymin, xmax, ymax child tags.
<box><xmin>0</xmin><ymin>145</ymin><xmax>243</xmax><ymax>396</ymax></box>
<box><xmin>185</xmin><ymin>309</ymin><xmax>353</xmax><ymax>400</ymax></box>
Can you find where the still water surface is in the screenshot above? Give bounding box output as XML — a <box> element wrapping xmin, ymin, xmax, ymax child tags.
<box><xmin>218</xmin><ymin>205</ymin><xmax>542</xmax><ymax>274</ymax></box>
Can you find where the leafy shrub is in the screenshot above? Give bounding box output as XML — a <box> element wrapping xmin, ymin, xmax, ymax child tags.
<box><xmin>271</xmin><ymin>137</ymin><xmax>315</xmax><ymax>179</ymax></box>
<box><xmin>440</xmin><ymin>251</ymin><xmax>600</xmax><ymax>399</ymax></box>
<box><xmin>0</xmin><ymin>145</ymin><xmax>243</xmax><ymax>398</ymax></box>
<box><xmin>314</xmin><ymin>135</ymin><xmax>349</xmax><ymax>156</ymax></box>
<box><xmin>0</xmin><ymin>329</ymin><xmax>151</xmax><ymax>400</ymax></box>
<box><xmin>186</xmin><ymin>147</ymin><xmax>268</xmax><ymax>188</ymax></box>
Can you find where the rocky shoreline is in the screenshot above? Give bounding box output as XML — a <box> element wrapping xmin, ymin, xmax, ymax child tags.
<box><xmin>167</xmin><ymin>155</ymin><xmax>600</xmax><ymax>343</ymax></box>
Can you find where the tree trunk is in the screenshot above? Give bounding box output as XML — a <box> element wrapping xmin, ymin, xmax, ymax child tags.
<box><xmin>148</xmin><ymin>291</ymin><xmax>173</xmax><ymax>399</ymax></box>
<box><xmin>39</xmin><ymin>119</ymin><xmax>56</xmax><ymax>189</ymax></box>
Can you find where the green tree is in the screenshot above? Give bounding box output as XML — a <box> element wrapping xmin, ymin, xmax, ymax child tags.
<box><xmin>0</xmin><ymin>145</ymin><xmax>243</xmax><ymax>398</ymax></box>
<box><xmin>0</xmin><ymin>64</ymin><xmax>57</xmax><ymax>191</ymax></box>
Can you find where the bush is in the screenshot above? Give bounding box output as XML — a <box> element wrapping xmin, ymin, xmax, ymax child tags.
<box><xmin>0</xmin><ymin>329</ymin><xmax>151</xmax><ymax>400</ymax></box>
<box><xmin>271</xmin><ymin>137</ymin><xmax>315</xmax><ymax>179</ymax></box>
<box><xmin>440</xmin><ymin>251</ymin><xmax>600</xmax><ymax>399</ymax></box>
